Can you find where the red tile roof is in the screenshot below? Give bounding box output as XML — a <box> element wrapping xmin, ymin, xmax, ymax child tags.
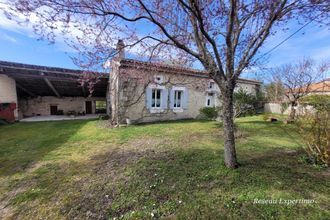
<box><xmin>309</xmin><ymin>78</ymin><xmax>330</xmax><ymax>93</ymax></box>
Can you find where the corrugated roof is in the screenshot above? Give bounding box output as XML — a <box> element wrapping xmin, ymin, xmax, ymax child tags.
<box><xmin>0</xmin><ymin>60</ymin><xmax>108</xmax><ymax>97</ymax></box>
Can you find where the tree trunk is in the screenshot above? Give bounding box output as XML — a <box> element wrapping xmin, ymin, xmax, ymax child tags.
<box><xmin>288</xmin><ymin>102</ymin><xmax>296</xmax><ymax>121</ymax></box>
<box><xmin>222</xmin><ymin>91</ymin><xmax>239</xmax><ymax>168</ymax></box>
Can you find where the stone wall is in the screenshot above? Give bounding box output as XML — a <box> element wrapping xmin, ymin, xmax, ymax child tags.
<box><xmin>0</xmin><ymin>74</ymin><xmax>18</xmax><ymax>119</ymax></box>
<box><xmin>19</xmin><ymin>96</ymin><xmax>106</xmax><ymax>118</ymax></box>
<box><xmin>122</xmin><ymin>80</ymin><xmax>207</xmax><ymax>123</ymax></box>
<box><xmin>112</xmin><ymin>64</ymin><xmax>260</xmax><ymax>124</ymax></box>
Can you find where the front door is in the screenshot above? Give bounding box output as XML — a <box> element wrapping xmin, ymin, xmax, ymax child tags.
<box><xmin>85</xmin><ymin>101</ymin><xmax>92</xmax><ymax>114</ymax></box>
<box><xmin>50</xmin><ymin>105</ymin><xmax>58</xmax><ymax>115</ymax></box>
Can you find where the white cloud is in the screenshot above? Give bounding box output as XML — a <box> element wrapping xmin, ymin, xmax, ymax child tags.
<box><xmin>0</xmin><ymin>2</ymin><xmax>37</xmax><ymax>36</ymax></box>
<box><xmin>0</xmin><ymin>31</ymin><xmax>19</xmax><ymax>43</ymax></box>
<box><xmin>0</xmin><ymin>1</ymin><xmax>80</xmax><ymax>53</ymax></box>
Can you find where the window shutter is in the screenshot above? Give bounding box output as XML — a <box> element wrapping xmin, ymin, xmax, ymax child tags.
<box><xmin>161</xmin><ymin>88</ymin><xmax>168</xmax><ymax>109</ymax></box>
<box><xmin>183</xmin><ymin>89</ymin><xmax>189</xmax><ymax>109</ymax></box>
<box><xmin>145</xmin><ymin>87</ymin><xmax>152</xmax><ymax>109</ymax></box>
<box><xmin>169</xmin><ymin>89</ymin><xmax>174</xmax><ymax>109</ymax></box>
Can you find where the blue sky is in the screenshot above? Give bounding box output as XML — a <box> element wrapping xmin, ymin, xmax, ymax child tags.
<box><xmin>0</xmin><ymin>6</ymin><xmax>329</xmax><ymax>79</ymax></box>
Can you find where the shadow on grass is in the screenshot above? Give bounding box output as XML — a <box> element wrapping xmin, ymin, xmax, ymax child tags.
<box><xmin>238</xmin><ymin>120</ymin><xmax>278</xmax><ymax>124</ymax></box>
<box><xmin>133</xmin><ymin>118</ymin><xmax>212</xmax><ymax>126</ymax></box>
<box><xmin>7</xmin><ymin>145</ymin><xmax>329</xmax><ymax>219</ymax></box>
<box><xmin>0</xmin><ymin>120</ymin><xmax>88</xmax><ymax>177</ymax></box>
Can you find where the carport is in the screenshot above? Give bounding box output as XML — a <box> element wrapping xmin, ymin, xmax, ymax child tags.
<box><xmin>0</xmin><ymin>61</ymin><xmax>109</xmax><ymax>121</ymax></box>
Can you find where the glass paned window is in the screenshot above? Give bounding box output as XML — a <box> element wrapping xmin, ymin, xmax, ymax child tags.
<box><xmin>152</xmin><ymin>89</ymin><xmax>161</xmax><ymax>108</ymax></box>
<box><xmin>209</xmin><ymin>81</ymin><xmax>215</xmax><ymax>89</ymax></box>
<box><xmin>174</xmin><ymin>90</ymin><xmax>183</xmax><ymax>108</ymax></box>
<box><xmin>95</xmin><ymin>101</ymin><xmax>106</xmax><ymax>113</ymax></box>
<box><xmin>206</xmin><ymin>93</ymin><xmax>215</xmax><ymax>107</ymax></box>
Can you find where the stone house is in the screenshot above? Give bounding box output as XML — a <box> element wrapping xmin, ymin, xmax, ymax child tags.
<box><xmin>109</xmin><ymin>57</ymin><xmax>260</xmax><ymax>124</ymax></box>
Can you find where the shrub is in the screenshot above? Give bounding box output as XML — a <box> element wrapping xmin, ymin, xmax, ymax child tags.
<box><xmin>233</xmin><ymin>89</ymin><xmax>258</xmax><ymax>117</ymax></box>
<box><xmin>296</xmin><ymin>96</ymin><xmax>330</xmax><ymax>166</ymax></box>
<box><xmin>199</xmin><ymin>107</ymin><xmax>218</xmax><ymax>120</ymax></box>
<box><xmin>300</xmin><ymin>94</ymin><xmax>330</xmax><ymax>111</ymax></box>
<box><xmin>280</xmin><ymin>102</ymin><xmax>289</xmax><ymax>114</ymax></box>
<box><xmin>99</xmin><ymin>115</ymin><xmax>110</xmax><ymax>120</ymax></box>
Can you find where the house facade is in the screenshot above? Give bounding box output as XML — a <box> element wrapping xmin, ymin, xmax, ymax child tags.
<box><xmin>109</xmin><ymin>58</ymin><xmax>261</xmax><ymax>124</ymax></box>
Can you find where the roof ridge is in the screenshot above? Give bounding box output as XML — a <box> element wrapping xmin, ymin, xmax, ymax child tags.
<box><xmin>120</xmin><ymin>58</ymin><xmax>261</xmax><ymax>83</ymax></box>
<box><xmin>121</xmin><ymin>58</ymin><xmax>206</xmax><ymax>73</ymax></box>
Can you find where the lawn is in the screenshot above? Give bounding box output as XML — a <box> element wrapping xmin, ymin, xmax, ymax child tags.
<box><xmin>0</xmin><ymin>116</ymin><xmax>329</xmax><ymax>219</ymax></box>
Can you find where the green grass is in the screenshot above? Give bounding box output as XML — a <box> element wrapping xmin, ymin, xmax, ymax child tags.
<box><xmin>0</xmin><ymin>116</ymin><xmax>329</xmax><ymax>219</ymax></box>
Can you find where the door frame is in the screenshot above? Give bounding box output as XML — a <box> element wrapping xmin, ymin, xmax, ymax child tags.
<box><xmin>85</xmin><ymin>101</ymin><xmax>93</xmax><ymax>114</ymax></box>
<box><xmin>50</xmin><ymin>105</ymin><xmax>58</xmax><ymax>115</ymax></box>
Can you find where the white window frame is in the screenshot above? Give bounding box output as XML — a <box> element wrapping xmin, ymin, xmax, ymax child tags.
<box><xmin>173</xmin><ymin>90</ymin><xmax>183</xmax><ymax>108</ymax></box>
<box><xmin>148</xmin><ymin>84</ymin><xmax>165</xmax><ymax>113</ymax></box>
<box><xmin>172</xmin><ymin>86</ymin><xmax>185</xmax><ymax>112</ymax></box>
<box><xmin>205</xmin><ymin>92</ymin><xmax>215</xmax><ymax>107</ymax></box>
<box><xmin>151</xmin><ymin>88</ymin><xmax>162</xmax><ymax>109</ymax></box>
<box><xmin>208</xmin><ymin>81</ymin><xmax>215</xmax><ymax>90</ymax></box>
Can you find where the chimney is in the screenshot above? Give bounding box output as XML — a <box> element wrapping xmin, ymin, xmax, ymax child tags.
<box><xmin>116</xmin><ymin>39</ymin><xmax>125</xmax><ymax>59</ymax></box>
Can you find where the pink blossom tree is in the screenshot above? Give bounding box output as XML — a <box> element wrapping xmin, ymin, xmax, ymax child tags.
<box><xmin>3</xmin><ymin>0</ymin><xmax>329</xmax><ymax>168</ymax></box>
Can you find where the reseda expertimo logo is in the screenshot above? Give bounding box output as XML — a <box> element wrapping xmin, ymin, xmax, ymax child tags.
<box><xmin>253</xmin><ymin>198</ymin><xmax>317</xmax><ymax>205</ymax></box>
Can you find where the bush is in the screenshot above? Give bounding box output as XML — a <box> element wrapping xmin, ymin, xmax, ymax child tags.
<box><xmin>296</xmin><ymin>96</ymin><xmax>330</xmax><ymax>166</ymax></box>
<box><xmin>199</xmin><ymin>107</ymin><xmax>218</xmax><ymax>120</ymax></box>
<box><xmin>300</xmin><ymin>94</ymin><xmax>330</xmax><ymax>111</ymax></box>
<box><xmin>233</xmin><ymin>89</ymin><xmax>258</xmax><ymax>117</ymax></box>
<box><xmin>280</xmin><ymin>102</ymin><xmax>289</xmax><ymax>114</ymax></box>
<box><xmin>99</xmin><ymin>115</ymin><xmax>110</xmax><ymax>120</ymax></box>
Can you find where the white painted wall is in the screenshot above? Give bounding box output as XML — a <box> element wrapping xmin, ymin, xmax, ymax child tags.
<box><xmin>264</xmin><ymin>102</ymin><xmax>315</xmax><ymax>115</ymax></box>
<box><xmin>0</xmin><ymin>74</ymin><xmax>18</xmax><ymax>119</ymax></box>
<box><xmin>264</xmin><ymin>103</ymin><xmax>283</xmax><ymax>114</ymax></box>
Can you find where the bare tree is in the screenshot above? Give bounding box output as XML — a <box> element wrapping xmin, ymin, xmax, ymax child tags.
<box><xmin>271</xmin><ymin>58</ymin><xmax>329</xmax><ymax>121</ymax></box>
<box><xmin>2</xmin><ymin>0</ymin><xmax>329</xmax><ymax>168</ymax></box>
